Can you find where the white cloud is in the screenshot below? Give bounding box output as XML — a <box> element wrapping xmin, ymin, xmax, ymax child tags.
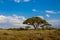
<box><xmin>32</xmin><ymin>9</ymin><xmax>37</xmax><ymax>12</ymax></box>
<box><xmin>46</xmin><ymin>14</ymin><xmax>50</xmax><ymax>17</ymax></box>
<box><xmin>14</xmin><ymin>0</ymin><xmax>20</xmax><ymax>3</ymax></box>
<box><xmin>14</xmin><ymin>0</ymin><xmax>30</xmax><ymax>3</ymax></box>
<box><xmin>45</xmin><ymin>10</ymin><xmax>60</xmax><ymax>14</ymax></box>
<box><xmin>24</xmin><ymin>0</ymin><xmax>30</xmax><ymax>2</ymax></box>
<box><xmin>48</xmin><ymin>20</ymin><xmax>60</xmax><ymax>28</ymax></box>
<box><xmin>46</xmin><ymin>10</ymin><xmax>56</xmax><ymax>14</ymax></box>
<box><xmin>38</xmin><ymin>16</ymin><xmax>44</xmax><ymax>19</ymax></box>
<box><xmin>0</xmin><ymin>14</ymin><xmax>27</xmax><ymax>28</ymax></box>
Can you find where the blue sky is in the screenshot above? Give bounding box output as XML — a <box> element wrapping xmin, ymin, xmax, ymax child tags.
<box><xmin>0</xmin><ymin>0</ymin><xmax>60</xmax><ymax>28</ymax></box>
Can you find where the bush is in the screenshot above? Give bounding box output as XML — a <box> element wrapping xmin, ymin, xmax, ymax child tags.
<box><xmin>20</xmin><ymin>27</ymin><xmax>25</xmax><ymax>30</ymax></box>
<box><xmin>25</xmin><ymin>26</ymin><xmax>31</xmax><ymax>30</ymax></box>
<box><xmin>3</xmin><ymin>33</ymin><xmax>9</xmax><ymax>35</ymax></box>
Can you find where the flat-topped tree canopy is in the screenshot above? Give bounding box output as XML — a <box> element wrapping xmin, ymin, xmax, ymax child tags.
<box><xmin>23</xmin><ymin>17</ymin><xmax>49</xmax><ymax>29</ymax></box>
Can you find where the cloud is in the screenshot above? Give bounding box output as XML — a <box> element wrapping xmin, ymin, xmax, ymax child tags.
<box><xmin>32</xmin><ymin>9</ymin><xmax>37</xmax><ymax>12</ymax></box>
<box><xmin>14</xmin><ymin>0</ymin><xmax>20</xmax><ymax>3</ymax></box>
<box><xmin>48</xmin><ymin>20</ymin><xmax>60</xmax><ymax>28</ymax></box>
<box><xmin>46</xmin><ymin>14</ymin><xmax>50</xmax><ymax>17</ymax></box>
<box><xmin>24</xmin><ymin>0</ymin><xmax>30</xmax><ymax>2</ymax></box>
<box><xmin>0</xmin><ymin>14</ymin><xmax>27</xmax><ymax>28</ymax></box>
<box><xmin>46</xmin><ymin>10</ymin><xmax>56</xmax><ymax>14</ymax></box>
<box><xmin>45</xmin><ymin>10</ymin><xmax>60</xmax><ymax>14</ymax></box>
<box><xmin>14</xmin><ymin>0</ymin><xmax>30</xmax><ymax>3</ymax></box>
<box><xmin>38</xmin><ymin>16</ymin><xmax>44</xmax><ymax>19</ymax></box>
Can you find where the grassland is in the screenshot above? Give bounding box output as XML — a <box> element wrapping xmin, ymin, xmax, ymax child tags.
<box><xmin>0</xmin><ymin>29</ymin><xmax>60</xmax><ymax>40</ymax></box>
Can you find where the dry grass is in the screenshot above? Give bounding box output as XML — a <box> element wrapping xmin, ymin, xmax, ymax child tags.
<box><xmin>0</xmin><ymin>29</ymin><xmax>60</xmax><ymax>40</ymax></box>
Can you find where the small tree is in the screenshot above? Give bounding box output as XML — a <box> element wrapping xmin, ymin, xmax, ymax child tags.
<box><xmin>23</xmin><ymin>17</ymin><xmax>48</xmax><ymax>29</ymax></box>
<box><xmin>40</xmin><ymin>24</ymin><xmax>52</xmax><ymax>29</ymax></box>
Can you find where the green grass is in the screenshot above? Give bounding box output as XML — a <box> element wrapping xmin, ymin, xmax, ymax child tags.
<box><xmin>0</xmin><ymin>29</ymin><xmax>60</xmax><ymax>40</ymax></box>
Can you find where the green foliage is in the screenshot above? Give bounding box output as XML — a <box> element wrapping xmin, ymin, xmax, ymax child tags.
<box><xmin>23</xmin><ymin>17</ymin><xmax>47</xmax><ymax>25</ymax></box>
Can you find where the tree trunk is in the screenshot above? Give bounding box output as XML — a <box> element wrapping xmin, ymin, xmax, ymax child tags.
<box><xmin>33</xmin><ymin>25</ymin><xmax>38</xmax><ymax>30</ymax></box>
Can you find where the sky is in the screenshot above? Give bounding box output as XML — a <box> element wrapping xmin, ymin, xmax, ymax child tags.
<box><xmin>0</xmin><ymin>0</ymin><xmax>60</xmax><ymax>28</ymax></box>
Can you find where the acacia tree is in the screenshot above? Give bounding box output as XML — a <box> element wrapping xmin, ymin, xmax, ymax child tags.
<box><xmin>23</xmin><ymin>17</ymin><xmax>48</xmax><ymax>29</ymax></box>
